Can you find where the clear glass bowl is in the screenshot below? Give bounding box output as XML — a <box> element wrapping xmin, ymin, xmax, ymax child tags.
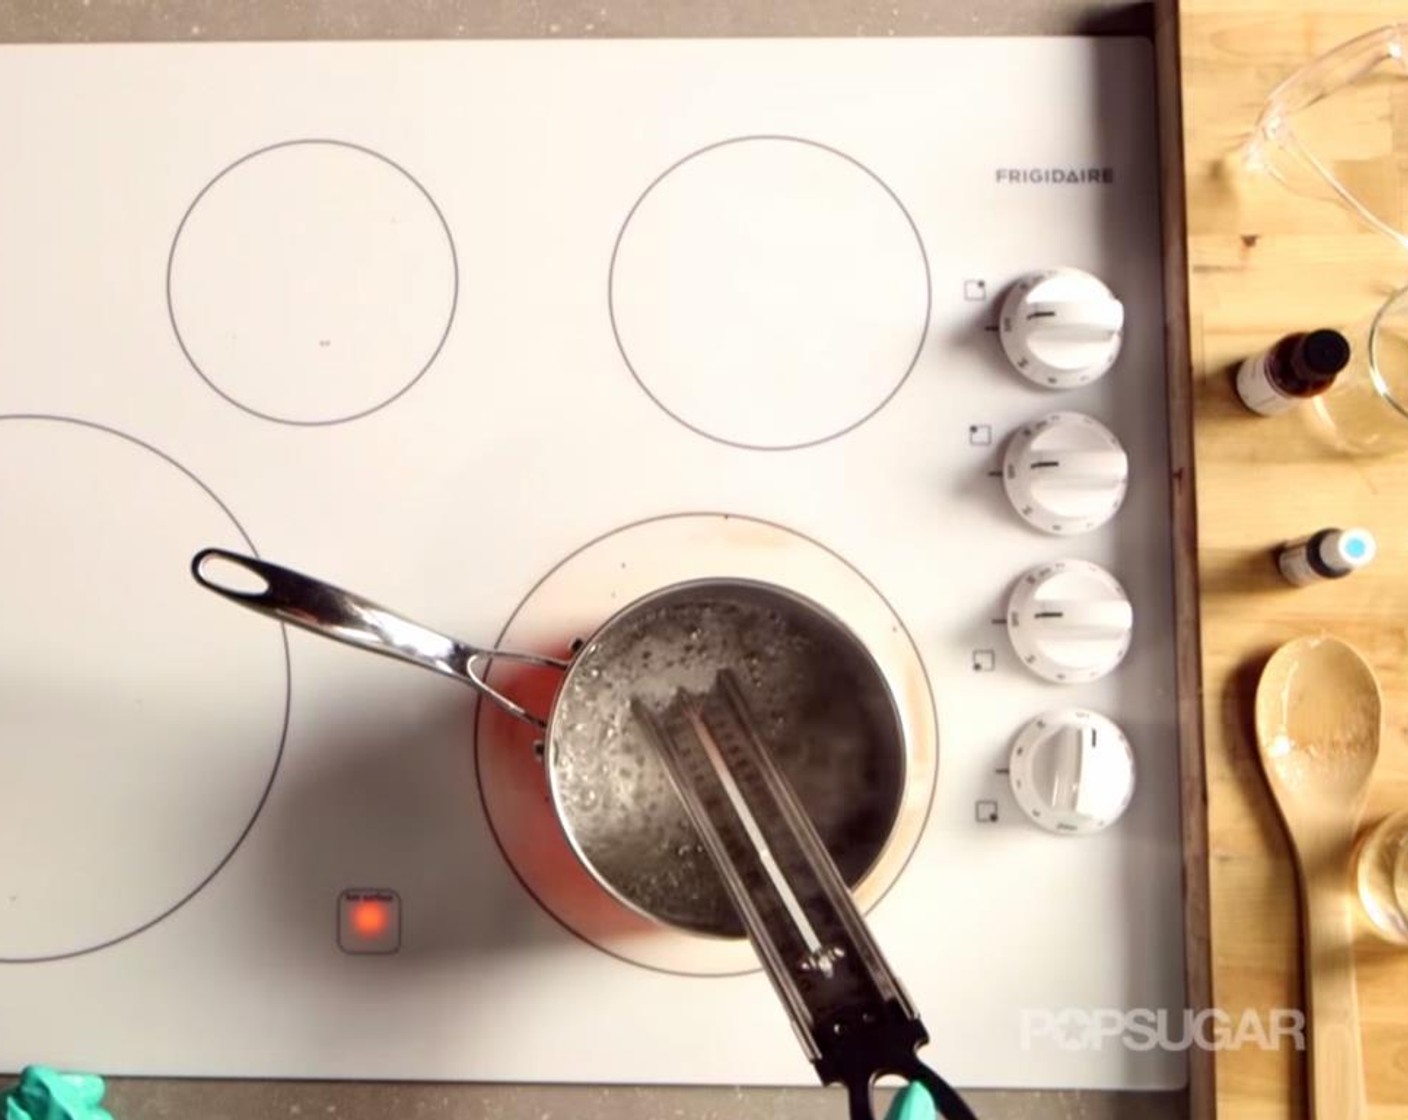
<box><xmin>1245</xmin><ymin>24</ymin><xmax>1408</xmax><ymax>249</ymax></box>
<box><xmin>1310</xmin><ymin>282</ymin><xmax>1408</xmax><ymax>455</ymax></box>
<box><xmin>1355</xmin><ymin>810</ymin><xmax>1408</xmax><ymax>945</ymax></box>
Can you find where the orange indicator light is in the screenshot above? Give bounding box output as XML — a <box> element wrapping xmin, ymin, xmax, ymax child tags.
<box><xmin>350</xmin><ymin>899</ymin><xmax>388</xmax><ymax>938</ymax></box>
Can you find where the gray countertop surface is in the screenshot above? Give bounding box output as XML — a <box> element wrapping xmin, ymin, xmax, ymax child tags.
<box><xmin>0</xmin><ymin>2</ymin><xmax>1181</xmax><ymax>1117</ymax></box>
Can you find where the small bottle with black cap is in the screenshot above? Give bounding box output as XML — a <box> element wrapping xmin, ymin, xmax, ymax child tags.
<box><xmin>1276</xmin><ymin>527</ymin><xmax>1377</xmax><ymax>586</ymax></box>
<box><xmin>1235</xmin><ymin>328</ymin><xmax>1351</xmax><ymax>416</ymax></box>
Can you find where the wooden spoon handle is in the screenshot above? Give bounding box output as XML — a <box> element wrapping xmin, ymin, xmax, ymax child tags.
<box><xmin>1303</xmin><ymin>876</ymin><xmax>1368</xmax><ymax>1119</ymax></box>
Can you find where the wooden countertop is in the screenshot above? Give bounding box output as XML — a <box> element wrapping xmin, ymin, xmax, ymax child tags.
<box><xmin>1166</xmin><ymin>1</ymin><xmax>1408</xmax><ymax>1115</ymax></box>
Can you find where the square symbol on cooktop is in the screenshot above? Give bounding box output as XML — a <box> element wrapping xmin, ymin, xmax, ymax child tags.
<box><xmin>963</xmin><ymin>279</ymin><xmax>987</xmax><ymax>301</ymax></box>
<box><xmin>338</xmin><ymin>888</ymin><xmax>401</xmax><ymax>954</ymax></box>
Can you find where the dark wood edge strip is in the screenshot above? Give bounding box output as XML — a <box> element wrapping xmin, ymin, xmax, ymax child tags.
<box><xmin>1154</xmin><ymin>1</ymin><xmax>1216</xmax><ymax>1116</ymax></box>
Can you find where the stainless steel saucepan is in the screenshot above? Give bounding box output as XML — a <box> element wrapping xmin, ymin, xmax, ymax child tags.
<box><xmin>192</xmin><ymin>549</ymin><xmax>907</xmax><ymax>938</ymax></box>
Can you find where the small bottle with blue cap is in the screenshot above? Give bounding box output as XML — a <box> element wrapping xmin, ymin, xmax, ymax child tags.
<box><xmin>1276</xmin><ymin>526</ymin><xmax>1377</xmax><ymax>586</ymax></box>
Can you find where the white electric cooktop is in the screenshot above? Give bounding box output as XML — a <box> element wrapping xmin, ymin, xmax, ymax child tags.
<box><xmin>0</xmin><ymin>37</ymin><xmax>1185</xmax><ymax>1090</ymax></box>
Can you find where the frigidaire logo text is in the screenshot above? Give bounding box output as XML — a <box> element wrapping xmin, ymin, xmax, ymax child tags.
<box><xmin>995</xmin><ymin>167</ymin><xmax>1115</xmax><ymax>184</ymax></box>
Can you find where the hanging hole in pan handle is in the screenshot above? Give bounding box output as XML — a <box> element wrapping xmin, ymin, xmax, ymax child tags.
<box><xmin>845</xmin><ymin>1059</ymin><xmax>980</xmax><ymax>1120</ymax></box>
<box><xmin>193</xmin><ymin>548</ymin><xmax>274</xmax><ymax>599</ymax></box>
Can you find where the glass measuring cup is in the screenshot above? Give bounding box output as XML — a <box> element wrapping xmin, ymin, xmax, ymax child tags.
<box><xmin>1354</xmin><ymin>810</ymin><xmax>1408</xmax><ymax>945</ymax></box>
<box><xmin>1244</xmin><ymin>24</ymin><xmax>1408</xmax><ymax>249</ymax></box>
<box><xmin>1308</xmin><ymin>283</ymin><xmax>1408</xmax><ymax>454</ymax></box>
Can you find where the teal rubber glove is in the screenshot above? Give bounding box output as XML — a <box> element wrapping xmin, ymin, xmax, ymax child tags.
<box><xmin>883</xmin><ymin>1082</ymin><xmax>937</xmax><ymax>1120</ymax></box>
<box><xmin>2</xmin><ymin>1067</ymin><xmax>113</xmax><ymax>1120</ymax></box>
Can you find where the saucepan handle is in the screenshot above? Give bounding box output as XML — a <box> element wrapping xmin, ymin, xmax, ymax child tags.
<box><xmin>191</xmin><ymin>548</ymin><xmax>569</xmax><ymax>729</ymax></box>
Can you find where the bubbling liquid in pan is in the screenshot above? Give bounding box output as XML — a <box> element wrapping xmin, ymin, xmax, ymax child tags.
<box><xmin>550</xmin><ymin>590</ymin><xmax>902</xmax><ymax>937</ymax></box>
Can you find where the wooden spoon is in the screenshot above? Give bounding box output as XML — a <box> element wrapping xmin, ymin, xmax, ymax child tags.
<box><xmin>1254</xmin><ymin>635</ymin><xmax>1382</xmax><ymax>1120</ymax></box>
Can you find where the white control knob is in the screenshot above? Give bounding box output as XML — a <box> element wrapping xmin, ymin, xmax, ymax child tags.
<box><xmin>1002</xmin><ymin>412</ymin><xmax>1129</xmax><ymax>535</ymax></box>
<box><xmin>1006</xmin><ymin>560</ymin><xmax>1132</xmax><ymax>683</ymax></box>
<box><xmin>1009</xmin><ymin>709</ymin><xmax>1135</xmax><ymax>834</ymax></box>
<box><xmin>999</xmin><ymin>268</ymin><xmax>1124</xmax><ymax>388</ymax></box>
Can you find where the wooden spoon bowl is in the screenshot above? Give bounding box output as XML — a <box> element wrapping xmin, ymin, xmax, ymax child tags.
<box><xmin>1254</xmin><ymin>635</ymin><xmax>1382</xmax><ymax>1120</ymax></box>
